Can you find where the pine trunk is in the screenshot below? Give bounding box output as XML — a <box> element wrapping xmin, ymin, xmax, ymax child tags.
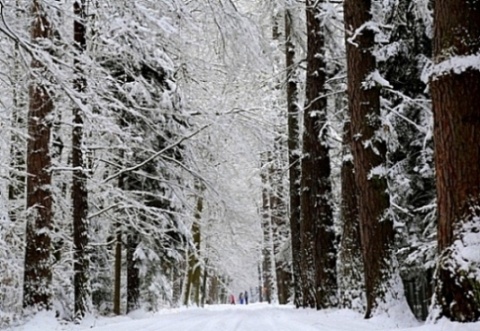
<box><xmin>23</xmin><ymin>0</ymin><xmax>54</xmax><ymax>310</ymax></box>
<box><xmin>208</xmin><ymin>275</ymin><xmax>218</xmax><ymax>304</ymax></box>
<box><xmin>184</xmin><ymin>186</ymin><xmax>203</xmax><ymax>306</ymax></box>
<box><xmin>271</xmin><ymin>146</ymin><xmax>291</xmax><ymax>304</ymax></box>
<box><xmin>301</xmin><ymin>0</ymin><xmax>337</xmax><ymax>309</ymax></box>
<box><xmin>72</xmin><ymin>0</ymin><xmax>90</xmax><ymax>320</ymax></box>
<box><xmin>338</xmin><ymin>119</ymin><xmax>365</xmax><ymax>310</ymax></box>
<box><xmin>260</xmin><ymin>152</ymin><xmax>274</xmax><ymax>304</ymax></box>
<box><xmin>431</xmin><ymin>0</ymin><xmax>480</xmax><ymax>322</ymax></box>
<box><xmin>113</xmin><ymin>225</ymin><xmax>122</xmax><ymax>315</ymax></box>
<box><xmin>258</xmin><ymin>264</ymin><xmax>263</xmax><ymax>302</ymax></box>
<box><xmin>267</xmin><ymin>151</ymin><xmax>279</xmax><ymax>304</ymax></box>
<box><xmin>126</xmin><ymin>233</ymin><xmax>140</xmax><ymax>313</ymax></box>
<box><xmin>192</xmin><ymin>191</ymin><xmax>203</xmax><ymax>306</ymax></box>
<box><xmin>201</xmin><ymin>261</ymin><xmax>208</xmax><ymax>307</ymax></box>
<box><xmin>284</xmin><ymin>8</ymin><xmax>302</xmax><ymax>308</ymax></box>
<box><xmin>344</xmin><ymin>0</ymin><xmax>395</xmax><ymax>318</ymax></box>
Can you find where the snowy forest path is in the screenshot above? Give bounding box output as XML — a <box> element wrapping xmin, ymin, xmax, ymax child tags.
<box><xmin>79</xmin><ymin>304</ymin><xmax>422</xmax><ymax>331</ymax></box>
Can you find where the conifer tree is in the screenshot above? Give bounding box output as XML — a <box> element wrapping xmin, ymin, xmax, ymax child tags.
<box><xmin>284</xmin><ymin>6</ymin><xmax>303</xmax><ymax>308</ymax></box>
<box><xmin>72</xmin><ymin>0</ymin><xmax>90</xmax><ymax>319</ymax></box>
<box><xmin>301</xmin><ymin>0</ymin><xmax>336</xmax><ymax>308</ymax></box>
<box><xmin>431</xmin><ymin>0</ymin><xmax>480</xmax><ymax>322</ymax></box>
<box><xmin>23</xmin><ymin>0</ymin><xmax>54</xmax><ymax>310</ymax></box>
<box><xmin>344</xmin><ymin>0</ymin><xmax>396</xmax><ymax>317</ymax></box>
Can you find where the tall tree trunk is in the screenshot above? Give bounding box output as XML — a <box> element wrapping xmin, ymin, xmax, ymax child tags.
<box><xmin>271</xmin><ymin>138</ymin><xmax>291</xmax><ymax>305</ymax></box>
<box><xmin>431</xmin><ymin>0</ymin><xmax>480</xmax><ymax>322</ymax></box>
<box><xmin>284</xmin><ymin>8</ymin><xmax>302</xmax><ymax>308</ymax></box>
<box><xmin>126</xmin><ymin>233</ymin><xmax>140</xmax><ymax>313</ymax></box>
<box><xmin>192</xmin><ymin>220</ymin><xmax>201</xmax><ymax>306</ymax></box>
<box><xmin>260</xmin><ymin>152</ymin><xmax>274</xmax><ymax>304</ymax></box>
<box><xmin>113</xmin><ymin>156</ymin><xmax>125</xmax><ymax>315</ymax></box>
<box><xmin>258</xmin><ymin>264</ymin><xmax>263</xmax><ymax>302</ymax></box>
<box><xmin>208</xmin><ymin>274</ymin><xmax>218</xmax><ymax>304</ymax></box>
<box><xmin>184</xmin><ymin>183</ymin><xmax>203</xmax><ymax>306</ymax></box>
<box><xmin>171</xmin><ymin>263</ymin><xmax>182</xmax><ymax>306</ymax></box>
<box><xmin>113</xmin><ymin>225</ymin><xmax>122</xmax><ymax>315</ymax></box>
<box><xmin>344</xmin><ymin>0</ymin><xmax>395</xmax><ymax>318</ymax></box>
<box><xmin>267</xmin><ymin>151</ymin><xmax>279</xmax><ymax>304</ymax></box>
<box><xmin>23</xmin><ymin>0</ymin><xmax>54</xmax><ymax>310</ymax></box>
<box><xmin>338</xmin><ymin>119</ymin><xmax>365</xmax><ymax>311</ymax></box>
<box><xmin>301</xmin><ymin>0</ymin><xmax>337</xmax><ymax>309</ymax></box>
<box><xmin>271</xmin><ymin>6</ymin><xmax>291</xmax><ymax>305</ymax></box>
<box><xmin>201</xmin><ymin>260</ymin><xmax>208</xmax><ymax>307</ymax></box>
<box><xmin>72</xmin><ymin>0</ymin><xmax>90</xmax><ymax>320</ymax></box>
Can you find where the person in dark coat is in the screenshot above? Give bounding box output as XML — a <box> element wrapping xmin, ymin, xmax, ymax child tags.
<box><xmin>244</xmin><ymin>290</ymin><xmax>249</xmax><ymax>304</ymax></box>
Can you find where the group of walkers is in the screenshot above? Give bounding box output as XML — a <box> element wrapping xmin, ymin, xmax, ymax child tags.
<box><xmin>229</xmin><ymin>291</ymin><xmax>249</xmax><ymax>305</ymax></box>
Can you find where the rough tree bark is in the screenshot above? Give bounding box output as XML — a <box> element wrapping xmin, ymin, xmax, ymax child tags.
<box><xmin>284</xmin><ymin>7</ymin><xmax>302</xmax><ymax>308</ymax></box>
<box><xmin>201</xmin><ymin>259</ymin><xmax>208</xmax><ymax>307</ymax></box>
<box><xmin>266</xmin><ymin>151</ymin><xmax>279</xmax><ymax>304</ymax></box>
<box><xmin>271</xmin><ymin>136</ymin><xmax>292</xmax><ymax>305</ymax></box>
<box><xmin>192</xmin><ymin>188</ymin><xmax>203</xmax><ymax>306</ymax></box>
<box><xmin>23</xmin><ymin>0</ymin><xmax>54</xmax><ymax>310</ymax></box>
<box><xmin>127</xmin><ymin>233</ymin><xmax>140</xmax><ymax>313</ymax></box>
<box><xmin>113</xmin><ymin>172</ymin><xmax>123</xmax><ymax>315</ymax></box>
<box><xmin>344</xmin><ymin>0</ymin><xmax>395</xmax><ymax>318</ymax></box>
<box><xmin>184</xmin><ymin>182</ymin><xmax>203</xmax><ymax>306</ymax></box>
<box><xmin>301</xmin><ymin>0</ymin><xmax>337</xmax><ymax>309</ymax></box>
<box><xmin>431</xmin><ymin>0</ymin><xmax>480</xmax><ymax>322</ymax></box>
<box><xmin>338</xmin><ymin>118</ymin><xmax>365</xmax><ymax>310</ymax></box>
<box><xmin>72</xmin><ymin>0</ymin><xmax>90</xmax><ymax>319</ymax></box>
<box><xmin>113</xmin><ymin>224</ymin><xmax>122</xmax><ymax>315</ymax></box>
<box><xmin>260</xmin><ymin>152</ymin><xmax>274</xmax><ymax>304</ymax></box>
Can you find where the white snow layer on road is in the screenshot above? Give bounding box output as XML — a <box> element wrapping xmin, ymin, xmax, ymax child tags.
<box><xmin>6</xmin><ymin>303</ymin><xmax>480</xmax><ymax>331</ymax></box>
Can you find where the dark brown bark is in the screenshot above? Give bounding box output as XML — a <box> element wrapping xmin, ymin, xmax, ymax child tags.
<box><xmin>23</xmin><ymin>0</ymin><xmax>54</xmax><ymax>310</ymax></box>
<box><xmin>113</xmin><ymin>226</ymin><xmax>122</xmax><ymax>315</ymax></box>
<box><xmin>338</xmin><ymin>119</ymin><xmax>365</xmax><ymax>310</ymax></box>
<box><xmin>126</xmin><ymin>233</ymin><xmax>140</xmax><ymax>313</ymax></box>
<box><xmin>72</xmin><ymin>0</ymin><xmax>90</xmax><ymax>319</ymax></box>
<box><xmin>431</xmin><ymin>0</ymin><xmax>480</xmax><ymax>322</ymax></box>
<box><xmin>284</xmin><ymin>8</ymin><xmax>302</xmax><ymax>308</ymax></box>
<box><xmin>301</xmin><ymin>0</ymin><xmax>337</xmax><ymax>309</ymax></box>
<box><xmin>344</xmin><ymin>0</ymin><xmax>393</xmax><ymax>318</ymax></box>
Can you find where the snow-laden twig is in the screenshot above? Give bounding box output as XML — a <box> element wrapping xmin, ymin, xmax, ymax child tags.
<box><xmin>103</xmin><ymin>124</ymin><xmax>210</xmax><ymax>183</ymax></box>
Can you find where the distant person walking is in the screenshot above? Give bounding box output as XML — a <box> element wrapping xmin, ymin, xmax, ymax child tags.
<box><xmin>244</xmin><ymin>290</ymin><xmax>248</xmax><ymax>304</ymax></box>
<box><xmin>239</xmin><ymin>292</ymin><xmax>244</xmax><ymax>304</ymax></box>
<box><xmin>229</xmin><ymin>294</ymin><xmax>236</xmax><ymax>304</ymax></box>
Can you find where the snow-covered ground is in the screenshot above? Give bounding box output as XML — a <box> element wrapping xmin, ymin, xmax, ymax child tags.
<box><xmin>6</xmin><ymin>303</ymin><xmax>480</xmax><ymax>331</ymax></box>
